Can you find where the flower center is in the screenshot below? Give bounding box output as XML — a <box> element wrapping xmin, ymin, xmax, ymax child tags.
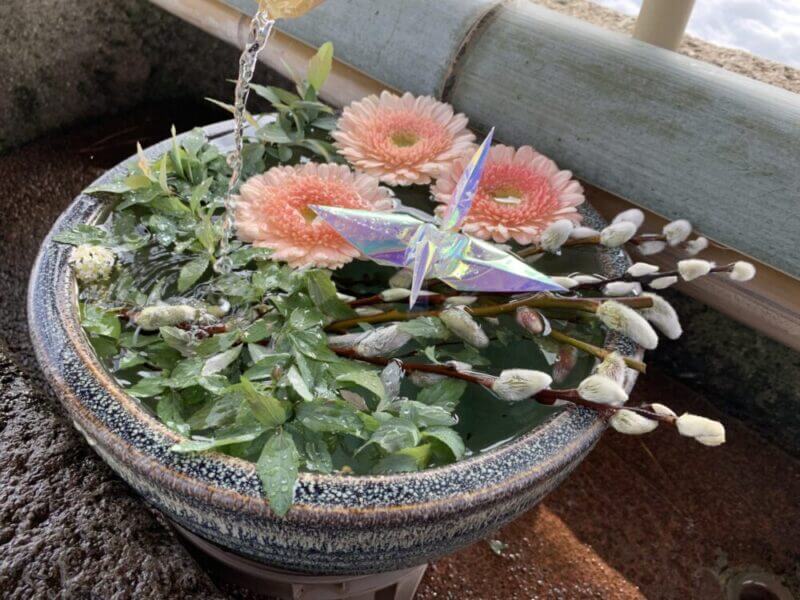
<box><xmin>298</xmin><ymin>205</ymin><xmax>319</xmax><ymax>224</ymax></box>
<box><xmin>390</xmin><ymin>130</ymin><xmax>420</xmax><ymax>147</ymax></box>
<box><xmin>489</xmin><ymin>185</ymin><xmax>524</xmax><ymax>205</ymax></box>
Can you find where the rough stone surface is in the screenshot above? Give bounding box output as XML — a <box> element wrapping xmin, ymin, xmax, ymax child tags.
<box><xmin>0</xmin><ymin>0</ymin><xmax>244</xmax><ymax>152</ymax></box>
<box><xmin>0</xmin><ymin>343</ymin><xmax>224</xmax><ymax>599</ymax></box>
<box><xmin>652</xmin><ymin>291</ymin><xmax>800</xmax><ymax>457</ymax></box>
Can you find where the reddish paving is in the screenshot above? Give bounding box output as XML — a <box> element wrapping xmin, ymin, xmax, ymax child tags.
<box><xmin>416</xmin><ymin>371</ymin><xmax>800</xmax><ymax>599</ymax></box>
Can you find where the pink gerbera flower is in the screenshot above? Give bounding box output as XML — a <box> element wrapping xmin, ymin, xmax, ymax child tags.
<box><xmin>432</xmin><ymin>144</ymin><xmax>584</xmax><ymax>245</ymax></box>
<box><xmin>234</xmin><ymin>163</ymin><xmax>393</xmax><ymax>269</ymax></box>
<box><xmin>332</xmin><ymin>91</ymin><xmax>476</xmax><ymax>186</ymax></box>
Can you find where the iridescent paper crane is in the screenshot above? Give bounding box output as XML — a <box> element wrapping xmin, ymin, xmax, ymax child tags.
<box><xmin>311</xmin><ymin>129</ymin><xmax>565</xmax><ymax>307</ymax></box>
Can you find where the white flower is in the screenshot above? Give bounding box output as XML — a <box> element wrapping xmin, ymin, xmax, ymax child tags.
<box><xmin>640</xmin><ymin>293</ymin><xmax>682</xmax><ymax>340</ymax></box>
<box><xmin>540</xmin><ymin>219</ymin><xmax>574</xmax><ymax>252</ymax></box>
<box><xmin>439</xmin><ymin>306</ymin><xmax>489</xmax><ymax>348</ymax></box>
<box><xmin>444</xmin><ymin>295</ymin><xmax>478</xmax><ymax>306</ymax></box>
<box><xmin>572</xmin><ymin>274</ymin><xmax>603</xmax><ymax>284</ymax></box>
<box><xmin>685</xmin><ymin>237</ymin><xmax>709</xmax><ymax>256</ymax></box>
<box><xmin>336</xmin><ymin>292</ymin><xmax>356</xmax><ymax>303</ymax></box>
<box><xmin>551</xmin><ymin>276</ymin><xmax>578</xmax><ymax>289</ymax></box>
<box><xmin>516</xmin><ymin>306</ymin><xmax>550</xmax><ymax>335</ymax></box>
<box><xmin>650</xmin><ymin>403</ymin><xmax>676</xmax><ymax>418</ymax></box>
<box><xmin>355</xmin><ymin>306</ymin><xmax>385</xmax><ymax>316</ymax></box>
<box><xmin>729</xmin><ymin>261</ymin><xmax>756</xmax><ymax>282</ymax></box>
<box><xmin>388</xmin><ymin>269</ymin><xmax>413</xmax><ymax>289</ymax></box>
<box><xmin>492</xmin><ymin>369</ymin><xmax>552</xmax><ymax>401</ymax></box>
<box><xmin>675</xmin><ymin>413</ymin><xmax>726</xmax><ymax>446</ymax></box>
<box><xmin>678</xmin><ymin>259</ymin><xmax>714</xmax><ymax>281</ymax></box>
<box><xmin>595</xmin><ymin>351</ymin><xmax>627</xmax><ymax>384</ymax></box>
<box><xmin>603</xmin><ymin>281</ymin><xmax>642</xmax><ymax>296</ymax></box>
<box><xmin>626</xmin><ymin>262</ymin><xmax>659</xmax><ymax>277</ymax></box>
<box><xmin>578</xmin><ymin>374</ymin><xmax>628</xmax><ymax>405</ymax></box>
<box><xmin>69</xmin><ymin>244</ymin><xmax>116</xmax><ymax>283</ymax></box>
<box><xmin>379</xmin><ymin>288</ymin><xmax>412</xmax><ymax>302</ymax></box>
<box><xmin>612</xmin><ymin>208</ymin><xmax>645</xmax><ymax>229</ymax></box>
<box><xmin>600</xmin><ymin>222</ymin><xmax>637</xmax><ymax>247</ymax></box>
<box><xmin>609</xmin><ymin>409</ymin><xmax>658</xmax><ymax>435</ymax></box>
<box><xmin>133</xmin><ymin>305</ymin><xmax>201</xmax><ymax>330</ymax></box>
<box><xmin>637</xmin><ymin>240</ymin><xmax>666</xmax><ymax>255</ymax></box>
<box><xmin>355</xmin><ymin>325</ymin><xmax>413</xmax><ymax>357</ymax></box>
<box><xmin>663</xmin><ymin>219</ymin><xmax>692</xmax><ymax>246</ymax></box>
<box><xmin>445</xmin><ymin>360</ymin><xmax>472</xmax><ymax>372</ymax></box>
<box><xmin>649</xmin><ymin>275</ymin><xmax>678</xmax><ymax>290</ymax></box>
<box><xmin>596</xmin><ymin>300</ymin><xmax>659</xmax><ymax>349</ymax></box>
<box><xmin>571</xmin><ymin>226</ymin><xmax>599</xmax><ymax>240</ymax></box>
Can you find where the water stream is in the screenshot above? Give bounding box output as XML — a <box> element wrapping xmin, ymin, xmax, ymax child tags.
<box><xmin>215</xmin><ymin>4</ymin><xmax>275</xmax><ymax>274</ymax></box>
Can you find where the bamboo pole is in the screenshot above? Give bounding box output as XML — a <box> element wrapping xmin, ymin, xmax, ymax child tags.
<box><xmin>148</xmin><ymin>0</ymin><xmax>393</xmax><ymax>106</ymax></box>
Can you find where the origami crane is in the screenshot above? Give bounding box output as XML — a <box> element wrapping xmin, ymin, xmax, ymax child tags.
<box><xmin>311</xmin><ymin>129</ymin><xmax>565</xmax><ymax>307</ymax></box>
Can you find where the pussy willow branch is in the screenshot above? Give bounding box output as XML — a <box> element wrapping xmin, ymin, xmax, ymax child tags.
<box><xmin>549</xmin><ymin>328</ymin><xmax>646</xmax><ymax>373</ymax></box>
<box><xmin>516</xmin><ymin>232</ymin><xmax>692</xmax><ymax>258</ymax></box>
<box><xmin>333</xmin><ymin>346</ymin><xmax>672</xmax><ymax>424</ymax></box>
<box><xmin>572</xmin><ymin>262</ymin><xmax>736</xmax><ymax>291</ymax></box>
<box><xmin>327</xmin><ymin>295</ymin><xmax>653</xmax><ymax>332</ymax></box>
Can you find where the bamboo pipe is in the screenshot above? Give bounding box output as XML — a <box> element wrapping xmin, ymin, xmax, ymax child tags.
<box><xmin>148</xmin><ymin>0</ymin><xmax>800</xmax><ymax>351</ymax></box>
<box><xmin>148</xmin><ymin>0</ymin><xmax>394</xmax><ymax>106</ymax></box>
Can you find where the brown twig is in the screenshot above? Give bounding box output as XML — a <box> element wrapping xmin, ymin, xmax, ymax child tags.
<box><xmin>328</xmin><ymin>295</ymin><xmax>653</xmax><ymax>332</ymax></box>
<box><xmin>332</xmin><ymin>346</ymin><xmax>671</xmax><ymax>423</ymax></box>
<box><xmin>549</xmin><ymin>328</ymin><xmax>646</xmax><ymax>373</ymax></box>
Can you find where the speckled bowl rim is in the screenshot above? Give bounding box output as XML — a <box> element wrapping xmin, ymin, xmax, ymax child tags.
<box><xmin>28</xmin><ymin>120</ymin><xmax>642</xmax><ymax>524</ymax></box>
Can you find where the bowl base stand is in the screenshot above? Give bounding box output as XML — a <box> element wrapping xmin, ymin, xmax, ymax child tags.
<box><xmin>171</xmin><ymin>521</ymin><xmax>428</xmax><ymax>600</ymax></box>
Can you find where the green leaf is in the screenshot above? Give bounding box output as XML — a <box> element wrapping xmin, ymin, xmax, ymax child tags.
<box><xmin>286</xmin><ymin>365</ymin><xmax>313</xmax><ymax>401</ymax></box>
<box><xmin>54</xmin><ymin>224</ymin><xmax>108</xmax><ymax>246</ymax></box>
<box><xmin>256</xmin><ymin>429</ymin><xmax>300</xmax><ymax>517</ymax></box>
<box><xmin>80</xmin><ymin>304</ymin><xmax>121</xmax><ymax>340</ymax></box>
<box><xmin>127</xmin><ymin>375</ymin><xmax>167</xmax><ymax>398</ymax></box>
<box><xmin>336</xmin><ymin>370</ymin><xmax>386</xmax><ymax>402</ymax></box>
<box><xmin>243</xmin><ymin>352</ymin><xmax>292</xmax><ymax>381</ymax></box>
<box><xmin>177</xmin><ymin>255</ymin><xmax>210</xmax><ymax>292</ymax></box>
<box><xmin>305</xmin><ymin>270</ymin><xmax>355</xmax><ymax>320</ymax></box>
<box><xmin>361</xmin><ymin>418</ymin><xmax>420</xmax><ymax>454</ymax></box>
<box><xmin>240</xmin><ymin>377</ymin><xmax>288</xmax><ymax>428</ymax></box>
<box><xmin>396</xmin><ymin>443</ymin><xmax>432</xmax><ymax>469</ymax></box>
<box><xmin>189</xmin><ymin>177</ymin><xmax>213</xmax><ymax>214</ymax></box>
<box><xmin>195</xmin><ymin>331</ymin><xmax>239</xmax><ymax>357</ymax></box>
<box><xmin>296</xmin><ymin>399</ymin><xmax>366</xmax><ymax>438</ymax></box>
<box><xmin>307</xmin><ymin>42</ymin><xmax>333</xmax><ymax>92</ymax></box>
<box><xmin>157</xmin><ymin>391</ymin><xmax>190</xmax><ymax>435</ymax></box>
<box><xmin>159</xmin><ymin>326</ymin><xmax>198</xmax><ymax>357</ymax></box>
<box><xmin>170</xmin><ymin>425</ymin><xmax>264</xmax><ymax>453</ymax></box>
<box><xmin>84</xmin><ymin>181</ymin><xmax>135</xmax><ymax>195</ymax></box>
<box><xmin>372</xmin><ymin>453</ymin><xmax>419</xmax><ymax>474</ymax></box>
<box><xmin>243</xmin><ymin>318</ymin><xmax>276</xmax><ymax>343</ymax></box>
<box><xmin>167</xmin><ymin>357</ymin><xmax>204</xmax><ymax>388</ymax></box>
<box><xmin>397</xmin><ymin>400</ymin><xmax>457</xmax><ymax>428</ymax></box>
<box><xmin>416</xmin><ymin>379</ymin><xmax>467</xmax><ymax>412</ymax></box>
<box><xmin>422</xmin><ymin>426</ymin><xmax>466</xmax><ymax>461</ymax></box>
<box><xmin>201</xmin><ymin>345</ymin><xmax>242</xmax><ymax>376</ymax></box>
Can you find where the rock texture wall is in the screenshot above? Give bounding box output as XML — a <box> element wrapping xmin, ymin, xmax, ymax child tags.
<box><xmin>0</xmin><ymin>0</ymin><xmax>243</xmax><ymax>152</ymax></box>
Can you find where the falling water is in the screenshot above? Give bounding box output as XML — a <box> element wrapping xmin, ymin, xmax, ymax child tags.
<box><xmin>214</xmin><ymin>4</ymin><xmax>276</xmax><ymax>274</ymax></box>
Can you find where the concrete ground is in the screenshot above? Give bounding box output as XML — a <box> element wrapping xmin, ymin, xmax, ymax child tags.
<box><xmin>2</xmin><ymin>1</ymin><xmax>799</xmax><ymax>598</ymax></box>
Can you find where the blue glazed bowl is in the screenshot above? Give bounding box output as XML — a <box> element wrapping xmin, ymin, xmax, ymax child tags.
<box><xmin>28</xmin><ymin>122</ymin><xmax>640</xmax><ymax>575</ymax></box>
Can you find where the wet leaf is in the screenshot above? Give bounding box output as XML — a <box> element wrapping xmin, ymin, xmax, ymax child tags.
<box><xmin>256</xmin><ymin>429</ymin><xmax>299</xmax><ymax>517</ymax></box>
